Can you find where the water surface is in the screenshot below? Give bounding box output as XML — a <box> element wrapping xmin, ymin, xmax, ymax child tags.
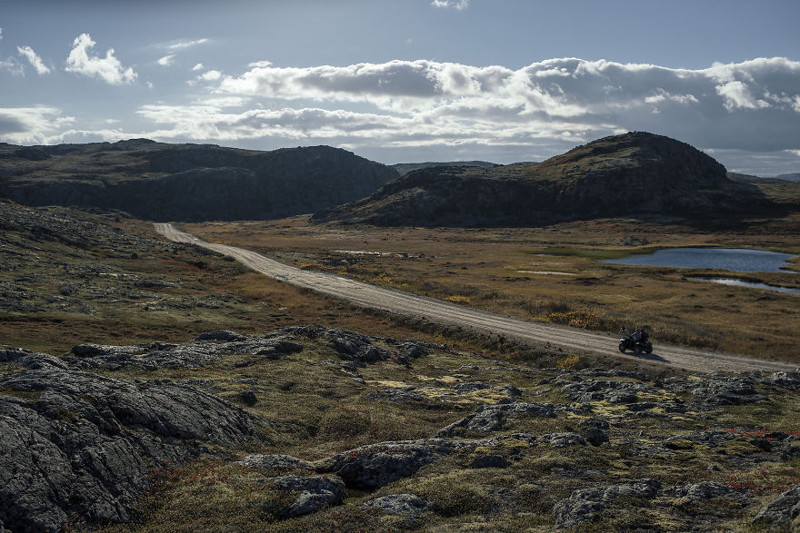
<box><xmin>603</xmin><ymin>248</ymin><xmax>795</xmax><ymax>273</ymax></box>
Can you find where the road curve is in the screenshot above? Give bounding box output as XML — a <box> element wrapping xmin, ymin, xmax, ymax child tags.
<box><xmin>155</xmin><ymin>223</ymin><xmax>797</xmax><ymax>374</ymax></box>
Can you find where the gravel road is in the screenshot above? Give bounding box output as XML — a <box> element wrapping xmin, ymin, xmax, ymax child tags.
<box><xmin>155</xmin><ymin>223</ymin><xmax>797</xmax><ymax>374</ymax></box>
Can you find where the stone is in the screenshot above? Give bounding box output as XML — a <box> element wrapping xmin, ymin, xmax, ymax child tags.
<box><xmin>553</xmin><ymin>479</ymin><xmax>661</xmax><ymax>529</ymax></box>
<box><xmin>264</xmin><ymin>475</ymin><xmax>346</xmax><ymax>518</ymax></box>
<box><xmin>64</xmin><ymin>333</ymin><xmax>304</xmax><ymax>371</ymax></box>
<box><xmin>672</xmin><ymin>481</ymin><xmax>747</xmax><ymax>503</ymax></box>
<box><xmin>762</xmin><ymin>372</ymin><xmax>800</xmax><ymax>391</ymax></box>
<box><xmin>690</xmin><ymin>376</ymin><xmax>766</xmax><ymax>410</ymax></box>
<box><xmin>238</xmin><ymin>454</ymin><xmax>313</xmax><ymax>472</ymax></box>
<box><xmin>316</xmin><ymin>441</ymin><xmax>443</xmax><ymax>491</ymax></box>
<box><xmin>543</xmin><ymin>433</ymin><xmax>587</xmax><ymax>448</ymax></box>
<box><xmin>0</xmin><ymin>363</ymin><xmax>266</xmax><ymax>532</ymax></box>
<box><xmin>195</xmin><ymin>330</ymin><xmax>249</xmax><ymax>342</ymax></box>
<box><xmin>362</xmin><ymin>493</ymin><xmax>430</xmax><ymax>516</ymax></box>
<box><xmin>752</xmin><ymin>484</ymin><xmax>800</xmax><ymax>526</ymax></box>
<box><xmin>436</xmin><ymin>402</ymin><xmax>555</xmax><ymax>437</ymax></box>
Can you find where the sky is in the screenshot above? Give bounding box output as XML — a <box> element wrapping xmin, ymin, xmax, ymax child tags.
<box><xmin>1</xmin><ymin>0</ymin><xmax>799</xmax><ymax>175</ymax></box>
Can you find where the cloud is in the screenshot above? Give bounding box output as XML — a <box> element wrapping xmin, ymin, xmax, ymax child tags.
<box><xmin>0</xmin><ymin>107</ymin><xmax>75</xmax><ymax>144</ymax></box>
<box><xmin>431</xmin><ymin>0</ymin><xmax>469</xmax><ymax>9</ymax></box>
<box><xmin>17</xmin><ymin>45</ymin><xmax>51</xmax><ymax>75</ymax></box>
<box><xmin>9</xmin><ymin>54</ymin><xmax>798</xmax><ymax>174</ymax></box>
<box><xmin>65</xmin><ymin>33</ymin><xmax>137</xmax><ymax>85</ymax></box>
<box><xmin>157</xmin><ymin>54</ymin><xmax>175</xmax><ymax>67</ymax></box>
<box><xmin>167</xmin><ymin>38</ymin><xmax>209</xmax><ymax>51</ymax></box>
<box><xmin>199</xmin><ymin>69</ymin><xmax>222</xmax><ymax>81</ymax></box>
<box><xmin>0</xmin><ymin>27</ymin><xmax>3</xmax><ymax>41</ymax></box>
<box><xmin>210</xmin><ymin>57</ymin><xmax>800</xmax><ymax>155</ymax></box>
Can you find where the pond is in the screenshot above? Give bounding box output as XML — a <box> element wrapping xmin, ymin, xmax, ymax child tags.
<box><xmin>602</xmin><ymin>248</ymin><xmax>795</xmax><ymax>273</ymax></box>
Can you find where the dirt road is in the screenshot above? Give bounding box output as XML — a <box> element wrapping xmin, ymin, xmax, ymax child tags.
<box><xmin>155</xmin><ymin>223</ymin><xmax>797</xmax><ymax>374</ymax></box>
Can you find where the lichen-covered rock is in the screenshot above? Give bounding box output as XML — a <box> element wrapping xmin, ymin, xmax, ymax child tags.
<box><xmin>362</xmin><ymin>493</ymin><xmax>431</xmax><ymax>516</ymax></box>
<box><xmin>65</xmin><ymin>332</ymin><xmax>304</xmax><ymax>370</ymax></box>
<box><xmin>0</xmin><ymin>347</ymin><xmax>69</xmax><ymax>370</ymax></box>
<box><xmin>562</xmin><ymin>379</ymin><xmax>648</xmax><ymax>404</ymax></box>
<box><xmin>672</xmin><ymin>481</ymin><xmax>747</xmax><ymax>503</ymax></box>
<box><xmin>0</xmin><ymin>364</ymin><xmax>267</xmax><ymax>532</ymax></box>
<box><xmin>315</xmin><ymin>441</ymin><xmax>444</xmax><ymax>491</ymax></box>
<box><xmin>436</xmin><ymin>402</ymin><xmax>555</xmax><ymax>437</ymax></box>
<box><xmin>543</xmin><ymin>432</ymin><xmax>587</xmax><ymax>448</ymax></box>
<box><xmin>762</xmin><ymin>371</ymin><xmax>800</xmax><ymax>391</ymax></box>
<box><xmin>238</xmin><ymin>454</ymin><xmax>313</xmax><ymax>472</ymax></box>
<box><xmin>690</xmin><ymin>376</ymin><xmax>765</xmax><ymax>410</ymax></box>
<box><xmin>752</xmin><ymin>484</ymin><xmax>800</xmax><ymax>527</ymax></box>
<box><xmin>264</xmin><ymin>475</ymin><xmax>346</xmax><ymax>518</ymax></box>
<box><xmin>553</xmin><ymin>479</ymin><xmax>661</xmax><ymax>529</ymax></box>
<box><xmin>325</xmin><ymin>329</ymin><xmax>394</xmax><ymax>363</ymax></box>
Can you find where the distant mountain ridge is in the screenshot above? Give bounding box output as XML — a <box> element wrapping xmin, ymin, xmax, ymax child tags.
<box><xmin>391</xmin><ymin>161</ymin><xmax>497</xmax><ymax>176</ymax></box>
<box><xmin>0</xmin><ymin>140</ymin><xmax>399</xmax><ymax>222</ymax></box>
<box><xmin>315</xmin><ymin>132</ymin><xmax>778</xmax><ymax>227</ymax></box>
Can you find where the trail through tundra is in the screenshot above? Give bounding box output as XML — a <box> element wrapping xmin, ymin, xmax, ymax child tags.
<box><xmin>155</xmin><ymin>223</ymin><xmax>797</xmax><ymax>374</ymax></box>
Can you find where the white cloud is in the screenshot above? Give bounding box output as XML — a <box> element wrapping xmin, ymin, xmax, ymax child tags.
<box><xmin>431</xmin><ymin>0</ymin><xmax>470</xmax><ymax>10</ymax></box>
<box><xmin>157</xmin><ymin>54</ymin><xmax>175</xmax><ymax>67</ymax></box>
<box><xmin>65</xmin><ymin>33</ymin><xmax>137</xmax><ymax>85</ymax></box>
<box><xmin>199</xmin><ymin>69</ymin><xmax>222</xmax><ymax>81</ymax></box>
<box><xmin>17</xmin><ymin>45</ymin><xmax>51</xmax><ymax>75</ymax></box>
<box><xmin>0</xmin><ymin>27</ymin><xmax>3</xmax><ymax>41</ymax></box>
<box><xmin>0</xmin><ymin>57</ymin><xmax>24</xmax><ymax>76</ymax></box>
<box><xmin>0</xmin><ymin>107</ymin><xmax>75</xmax><ymax>144</ymax></box>
<box><xmin>167</xmin><ymin>38</ymin><xmax>209</xmax><ymax>51</ymax></box>
<box><xmin>146</xmin><ymin>56</ymin><xmax>796</xmax><ymax>163</ymax></box>
<box><xmin>7</xmin><ymin>54</ymin><xmax>799</xmax><ymax>174</ymax></box>
<box><xmin>715</xmin><ymin>80</ymin><xmax>768</xmax><ymax>111</ymax></box>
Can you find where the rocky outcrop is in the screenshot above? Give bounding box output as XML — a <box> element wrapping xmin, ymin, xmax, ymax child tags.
<box><xmin>553</xmin><ymin>479</ymin><xmax>661</xmax><ymax>529</ymax></box>
<box><xmin>362</xmin><ymin>493</ymin><xmax>431</xmax><ymax>517</ymax></box>
<box><xmin>752</xmin><ymin>484</ymin><xmax>800</xmax><ymax>527</ymax></box>
<box><xmin>0</xmin><ymin>349</ymin><xmax>267</xmax><ymax>532</ymax></box>
<box><xmin>0</xmin><ymin>141</ymin><xmax>399</xmax><ymax>222</ymax></box>
<box><xmin>315</xmin><ymin>132</ymin><xmax>776</xmax><ymax>227</ymax></box>
<box><xmin>314</xmin><ymin>441</ymin><xmax>444</xmax><ymax>491</ymax></box>
<box><xmin>264</xmin><ymin>475</ymin><xmax>346</xmax><ymax>518</ymax></box>
<box><xmin>289</xmin><ymin>326</ymin><xmax>438</xmax><ymax>366</ymax></box>
<box><xmin>689</xmin><ymin>375</ymin><xmax>766</xmax><ymax>410</ymax></box>
<box><xmin>436</xmin><ymin>402</ymin><xmax>555</xmax><ymax>437</ymax></box>
<box><xmin>66</xmin><ymin>331</ymin><xmax>304</xmax><ymax>370</ymax></box>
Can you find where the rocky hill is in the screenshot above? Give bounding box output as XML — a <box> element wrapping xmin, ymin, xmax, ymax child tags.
<box><xmin>0</xmin><ymin>140</ymin><xmax>399</xmax><ymax>222</ymax></box>
<box><xmin>315</xmin><ymin>132</ymin><xmax>777</xmax><ymax>227</ymax></box>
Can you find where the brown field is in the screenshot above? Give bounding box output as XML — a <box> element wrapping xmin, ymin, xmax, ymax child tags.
<box><xmin>184</xmin><ymin>214</ymin><xmax>800</xmax><ymax>363</ymax></box>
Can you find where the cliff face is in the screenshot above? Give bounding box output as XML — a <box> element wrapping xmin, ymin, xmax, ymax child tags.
<box><xmin>0</xmin><ymin>141</ymin><xmax>399</xmax><ymax>222</ymax></box>
<box><xmin>315</xmin><ymin>132</ymin><xmax>775</xmax><ymax>227</ymax></box>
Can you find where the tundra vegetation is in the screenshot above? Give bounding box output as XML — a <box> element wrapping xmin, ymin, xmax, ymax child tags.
<box><xmin>186</xmin><ymin>179</ymin><xmax>800</xmax><ymax>363</ymax></box>
<box><xmin>2</xmin><ymin>197</ymin><xmax>800</xmax><ymax>532</ymax></box>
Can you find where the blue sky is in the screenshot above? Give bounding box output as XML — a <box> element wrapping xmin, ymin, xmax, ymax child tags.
<box><xmin>1</xmin><ymin>0</ymin><xmax>799</xmax><ymax>175</ymax></box>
